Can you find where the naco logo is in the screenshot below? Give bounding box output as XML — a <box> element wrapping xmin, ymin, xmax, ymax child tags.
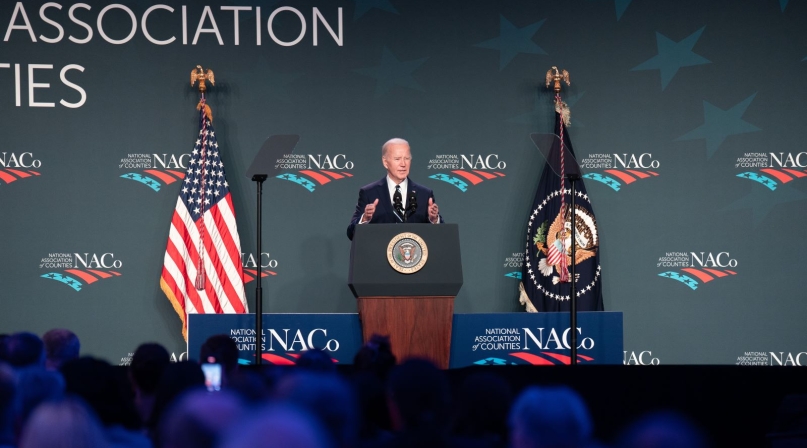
<box><xmin>119</xmin><ymin>351</ymin><xmax>189</xmax><ymax>366</ymax></box>
<box><xmin>624</xmin><ymin>351</ymin><xmax>660</xmax><ymax>365</ymax></box>
<box><xmin>275</xmin><ymin>154</ymin><xmax>354</xmax><ymax>192</ymax></box>
<box><xmin>119</xmin><ymin>153</ymin><xmax>189</xmax><ymax>192</ymax></box>
<box><xmin>427</xmin><ymin>154</ymin><xmax>506</xmax><ymax>192</ymax></box>
<box><xmin>503</xmin><ymin>252</ymin><xmax>524</xmax><ymax>280</ymax></box>
<box><xmin>473</xmin><ymin>327</ymin><xmax>597</xmax><ymax>366</ymax></box>
<box><xmin>0</xmin><ymin>152</ymin><xmax>42</xmax><ymax>185</ymax></box>
<box><xmin>39</xmin><ymin>252</ymin><xmax>122</xmax><ymax>292</ymax></box>
<box><xmin>580</xmin><ymin>153</ymin><xmax>660</xmax><ymax>192</ymax></box>
<box><xmin>735</xmin><ymin>351</ymin><xmax>807</xmax><ymax>366</ymax></box>
<box><xmin>230</xmin><ymin>328</ymin><xmax>340</xmax><ymax>365</ymax></box>
<box><xmin>769</xmin><ymin>352</ymin><xmax>807</xmax><ymax>366</ymax></box>
<box><xmin>657</xmin><ymin>252</ymin><xmax>737</xmax><ymax>290</ymax></box>
<box><xmin>241</xmin><ymin>252</ymin><xmax>278</xmax><ymax>283</ymax></box>
<box><xmin>736</xmin><ymin>152</ymin><xmax>807</xmax><ymax>191</ymax></box>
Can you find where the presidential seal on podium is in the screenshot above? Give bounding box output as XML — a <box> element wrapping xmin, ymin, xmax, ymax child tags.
<box><xmin>387</xmin><ymin>232</ymin><xmax>429</xmax><ymax>274</ymax></box>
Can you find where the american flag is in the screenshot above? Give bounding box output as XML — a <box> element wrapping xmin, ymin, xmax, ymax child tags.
<box><xmin>160</xmin><ymin>104</ymin><xmax>248</xmax><ymax>338</ymax></box>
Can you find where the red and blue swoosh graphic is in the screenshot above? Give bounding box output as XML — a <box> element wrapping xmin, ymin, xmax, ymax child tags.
<box><xmin>0</xmin><ymin>168</ymin><xmax>40</xmax><ymax>185</ymax></box>
<box><xmin>41</xmin><ymin>269</ymin><xmax>122</xmax><ymax>292</ymax></box>
<box><xmin>121</xmin><ymin>170</ymin><xmax>185</xmax><ymax>192</ymax></box>
<box><xmin>473</xmin><ymin>351</ymin><xmax>594</xmax><ymax>366</ymax></box>
<box><xmin>277</xmin><ymin>170</ymin><xmax>353</xmax><ymax>192</ymax></box>
<box><xmin>235</xmin><ymin>352</ymin><xmax>340</xmax><ymax>366</ymax></box>
<box><xmin>658</xmin><ymin>268</ymin><xmax>737</xmax><ymax>290</ymax></box>
<box><xmin>429</xmin><ymin>170</ymin><xmax>505</xmax><ymax>192</ymax></box>
<box><xmin>583</xmin><ymin>169</ymin><xmax>659</xmax><ymax>191</ymax></box>
<box><xmin>737</xmin><ymin>168</ymin><xmax>807</xmax><ymax>191</ymax></box>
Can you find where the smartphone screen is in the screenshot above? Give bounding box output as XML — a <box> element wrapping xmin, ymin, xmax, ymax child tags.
<box><xmin>201</xmin><ymin>363</ymin><xmax>222</xmax><ymax>391</ymax></box>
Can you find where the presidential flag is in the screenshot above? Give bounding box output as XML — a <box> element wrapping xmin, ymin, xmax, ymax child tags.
<box><xmin>519</xmin><ymin>106</ymin><xmax>604</xmax><ymax>313</ymax></box>
<box><xmin>161</xmin><ymin>102</ymin><xmax>248</xmax><ymax>338</ymax></box>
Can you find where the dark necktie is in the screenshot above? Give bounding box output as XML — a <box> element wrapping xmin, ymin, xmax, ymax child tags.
<box><xmin>393</xmin><ymin>185</ymin><xmax>404</xmax><ymax>222</ymax></box>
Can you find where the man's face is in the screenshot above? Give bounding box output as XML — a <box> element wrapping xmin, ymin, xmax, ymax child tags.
<box><xmin>383</xmin><ymin>143</ymin><xmax>411</xmax><ymax>184</ymax></box>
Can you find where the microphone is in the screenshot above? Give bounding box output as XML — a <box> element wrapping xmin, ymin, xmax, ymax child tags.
<box><xmin>405</xmin><ymin>190</ymin><xmax>417</xmax><ymax>221</ymax></box>
<box><xmin>393</xmin><ymin>187</ymin><xmax>404</xmax><ymax>221</ymax></box>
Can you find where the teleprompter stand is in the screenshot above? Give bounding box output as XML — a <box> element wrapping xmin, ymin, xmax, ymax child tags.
<box><xmin>245</xmin><ymin>135</ymin><xmax>300</xmax><ymax>365</ymax></box>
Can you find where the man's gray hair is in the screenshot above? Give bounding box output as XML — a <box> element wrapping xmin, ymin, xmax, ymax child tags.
<box><xmin>381</xmin><ymin>138</ymin><xmax>410</xmax><ymax>158</ymax></box>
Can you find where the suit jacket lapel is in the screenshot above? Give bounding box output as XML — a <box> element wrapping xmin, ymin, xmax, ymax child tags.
<box><xmin>376</xmin><ymin>177</ymin><xmax>393</xmax><ymax>220</ymax></box>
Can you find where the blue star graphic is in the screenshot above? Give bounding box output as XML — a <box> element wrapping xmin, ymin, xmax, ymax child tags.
<box><xmin>353</xmin><ymin>0</ymin><xmax>398</xmax><ymax>21</ymax></box>
<box><xmin>475</xmin><ymin>16</ymin><xmax>547</xmax><ymax>70</ymax></box>
<box><xmin>722</xmin><ymin>183</ymin><xmax>807</xmax><ymax>227</ymax></box>
<box><xmin>508</xmin><ymin>91</ymin><xmax>585</xmax><ymax>128</ymax></box>
<box><xmin>355</xmin><ymin>47</ymin><xmax>428</xmax><ymax>98</ymax></box>
<box><xmin>248</xmin><ymin>58</ymin><xmax>302</xmax><ymax>104</ymax></box>
<box><xmin>677</xmin><ymin>94</ymin><xmax>761</xmax><ymax>158</ymax></box>
<box><xmin>614</xmin><ymin>0</ymin><xmax>633</xmax><ymax>20</ymax></box>
<box><xmin>780</xmin><ymin>0</ymin><xmax>789</xmax><ymax>11</ymax></box>
<box><xmin>590</xmin><ymin>0</ymin><xmax>634</xmax><ymax>20</ymax></box>
<box><xmin>632</xmin><ymin>27</ymin><xmax>711</xmax><ymax>90</ymax></box>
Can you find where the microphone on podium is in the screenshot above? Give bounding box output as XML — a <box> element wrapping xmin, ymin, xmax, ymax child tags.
<box><xmin>405</xmin><ymin>190</ymin><xmax>417</xmax><ymax>221</ymax></box>
<box><xmin>393</xmin><ymin>186</ymin><xmax>404</xmax><ymax>222</ymax></box>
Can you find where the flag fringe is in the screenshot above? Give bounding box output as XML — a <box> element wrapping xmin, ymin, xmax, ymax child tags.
<box><xmin>519</xmin><ymin>282</ymin><xmax>538</xmax><ymax>313</ymax></box>
<box><xmin>160</xmin><ymin>277</ymin><xmax>188</xmax><ymax>341</ymax></box>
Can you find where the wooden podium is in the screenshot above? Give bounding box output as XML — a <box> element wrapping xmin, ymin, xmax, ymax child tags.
<box><xmin>349</xmin><ymin>224</ymin><xmax>463</xmax><ymax>369</ymax></box>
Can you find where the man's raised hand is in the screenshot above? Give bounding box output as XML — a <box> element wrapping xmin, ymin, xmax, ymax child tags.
<box><xmin>362</xmin><ymin>199</ymin><xmax>379</xmax><ymax>223</ymax></box>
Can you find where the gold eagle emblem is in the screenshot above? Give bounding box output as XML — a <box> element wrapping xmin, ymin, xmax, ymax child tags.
<box><xmin>190</xmin><ymin>65</ymin><xmax>215</xmax><ymax>92</ymax></box>
<box><xmin>536</xmin><ymin>204</ymin><xmax>598</xmax><ymax>284</ymax></box>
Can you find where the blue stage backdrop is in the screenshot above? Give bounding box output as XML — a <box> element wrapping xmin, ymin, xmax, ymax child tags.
<box><xmin>1</xmin><ymin>0</ymin><xmax>806</xmax><ymax>366</ymax></box>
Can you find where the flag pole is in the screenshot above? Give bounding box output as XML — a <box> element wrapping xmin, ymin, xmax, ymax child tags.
<box><xmin>547</xmin><ymin>66</ymin><xmax>578</xmax><ymax>365</ymax></box>
<box><xmin>252</xmin><ymin>174</ymin><xmax>267</xmax><ymax>365</ymax></box>
<box><xmin>569</xmin><ymin>174</ymin><xmax>579</xmax><ymax>365</ymax></box>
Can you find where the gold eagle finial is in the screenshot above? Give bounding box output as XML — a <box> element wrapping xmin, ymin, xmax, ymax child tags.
<box><xmin>545</xmin><ymin>66</ymin><xmax>570</xmax><ymax>94</ymax></box>
<box><xmin>190</xmin><ymin>65</ymin><xmax>215</xmax><ymax>93</ymax></box>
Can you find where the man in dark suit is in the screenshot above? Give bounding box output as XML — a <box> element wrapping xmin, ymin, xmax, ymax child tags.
<box><xmin>347</xmin><ymin>138</ymin><xmax>442</xmax><ymax>240</ymax></box>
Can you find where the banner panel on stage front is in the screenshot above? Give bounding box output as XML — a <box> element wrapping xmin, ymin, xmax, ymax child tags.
<box><xmin>450</xmin><ymin>312</ymin><xmax>623</xmax><ymax>367</ymax></box>
<box><xmin>188</xmin><ymin>313</ymin><xmax>363</xmax><ymax>365</ymax></box>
